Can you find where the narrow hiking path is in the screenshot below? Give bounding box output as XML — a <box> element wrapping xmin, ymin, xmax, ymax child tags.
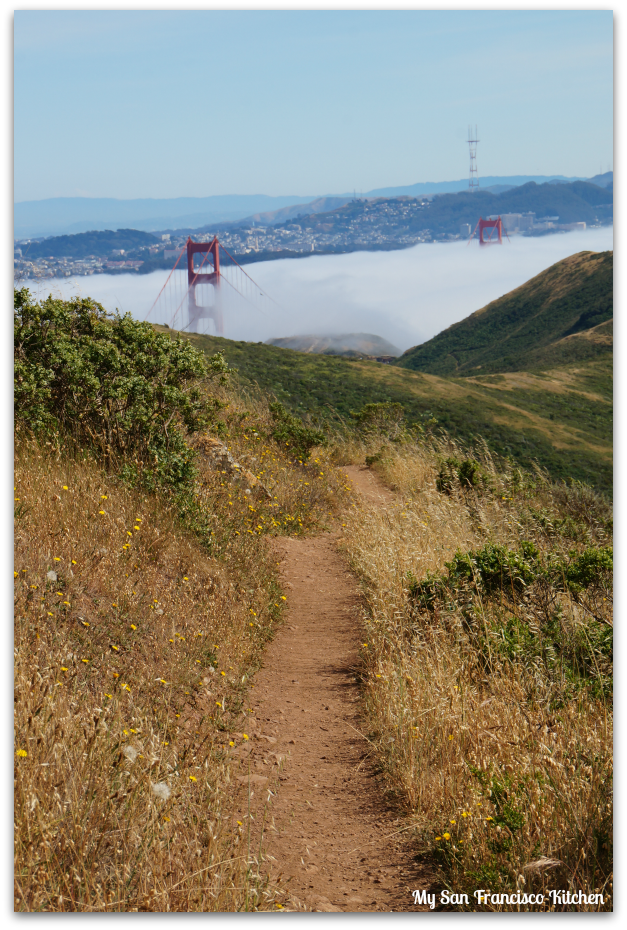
<box><xmin>230</xmin><ymin>466</ymin><xmax>433</xmax><ymax>912</ymax></box>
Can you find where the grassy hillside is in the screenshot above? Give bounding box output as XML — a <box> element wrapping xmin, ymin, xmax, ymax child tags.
<box><xmin>340</xmin><ymin>437</ymin><xmax>612</xmax><ymax>910</ymax></box>
<box><xmin>15</xmin><ymin>289</ymin><xmax>613</xmax><ymax>911</ymax></box>
<box><xmin>396</xmin><ymin>251</ymin><xmax>613</xmax><ymax>376</ymax></box>
<box><xmin>161</xmin><ymin>328</ymin><xmax>612</xmax><ymax>493</ymax></box>
<box><xmin>14</xmin><ymin>289</ymin><xmax>349</xmax><ymax>911</ymax></box>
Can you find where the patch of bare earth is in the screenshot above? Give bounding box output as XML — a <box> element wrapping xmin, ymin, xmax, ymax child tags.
<box><xmin>233</xmin><ymin>468</ymin><xmax>434</xmax><ymax>912</ymax></box>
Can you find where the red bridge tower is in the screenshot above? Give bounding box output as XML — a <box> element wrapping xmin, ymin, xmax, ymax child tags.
<box><xmin>474</xmin><ymin>216</ymin><xmax>503</xmax><ymax>245</ymax></box>
<box><xmin>186</xmin><ymin>236</ymin><xmax>223</xmax><ymax>334</ymax></box>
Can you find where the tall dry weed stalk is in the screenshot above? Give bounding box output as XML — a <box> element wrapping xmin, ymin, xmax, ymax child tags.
<box><xmin>339</xmin><ymin>437</ymin><xmax>612</xmax><ymax>911</ymax></box>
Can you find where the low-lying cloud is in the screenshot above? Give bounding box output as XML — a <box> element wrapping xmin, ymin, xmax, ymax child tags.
<box><xmin>21</xmin><ymin>227</ymin><xmax>613</xmax><ymax>353</ymax></box>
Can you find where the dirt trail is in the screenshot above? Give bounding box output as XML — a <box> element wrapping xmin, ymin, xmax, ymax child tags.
<box><xmin>231</xmin><ymin>466</ymin><xmax>432</xmax><ymax>912</ymax></box>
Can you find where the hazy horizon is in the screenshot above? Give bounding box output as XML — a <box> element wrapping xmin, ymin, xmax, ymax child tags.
<box><xmin>19</xmin><ymin>228</ymin><xmax>613</xmax><ymax>354</ymax></box>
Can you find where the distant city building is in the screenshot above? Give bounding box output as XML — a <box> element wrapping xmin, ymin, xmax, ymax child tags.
<box><xmin>501</xmin><ymin>214</ymin><xmax>522</xmax><ymax>232</ymax></box>
<box><xmin>161</xmin><ymin>234</ymin><xmax>171</xmax><ymax>241</ymax></box>
<box><xmin>560</xmin><ymin>222</ymin><xmax>586</xmax><ymax>232</ymax></box>
<box><xmin>493</xmin><ymin>213</ymin><xmax>536</xmax><ymax>233</ymax></box>
<box><xmin>460</xmin><ymin>223</ymin><xmax>472</xmax><ymax>237</ymax></box>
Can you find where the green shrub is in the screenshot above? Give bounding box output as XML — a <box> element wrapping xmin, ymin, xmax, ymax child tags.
<box><xmin>350</xmin><ymin>401</ymin><xmax>407</xmax><ymax>439</ymax></box>
<box><xmin>408</xmin><ymin>539</ymin><xmax>613</xmax><ymax>696</ymax></box>
<box><xmin>14</xmin><ymin>288</ymin><xmax>228</xmax><ymax>491</ymax></box>
<box><xmin>436</xmin><ymin>456</ymin><xmax>489</xmax><ymax>493</ymax></box>
<box><xmin>268</xmin><ymin>401</ymin><xmax>326</xmax><ymax>459</ymax></box>
<box><xmin>445</xmin><ymin>540</ymin><xmax>540</xmax><ymax>595</ymax></box>
<box><xmin>406</xmin><ymin>569</ymin><xmax>446</xmax><ymax>609</ymax></box>
<box><xmin>563</xmin><ymin>546</ymin><xmax>613</xmax><ymax>594</ymax></box>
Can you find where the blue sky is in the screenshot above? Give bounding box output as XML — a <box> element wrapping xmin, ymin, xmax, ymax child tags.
<box><xmin>14</xmin><ymin>9</ymin><xmax>613</xmax><ymax>202</ymax></box>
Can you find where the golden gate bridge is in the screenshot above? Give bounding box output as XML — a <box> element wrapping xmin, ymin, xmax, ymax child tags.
<box><xmin>147</xmin><ymin>236</ymin><xmax>277</xmax><ymax>335</ymax></box>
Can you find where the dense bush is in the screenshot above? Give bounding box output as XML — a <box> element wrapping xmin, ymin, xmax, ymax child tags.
<box><xmin>14</xmin><ymin>288</ymin><xmax>228</xmax><ymax>490</ymax></box>
<box><xmin>268</xmin><ymin>400</ymin><xmax>326</xmax><ymax>459</ymax></box>
<box><xmin>409</xmin><ymin>539</ymin><xmax>612</xmax><ymax>607</ymax></box>
<box><xmin>350</xmin><ymin>401</ymin><xmax>406</xmax><ymax>437</ymax></box>
<box><xmin>436</xmin><ymin>455</ymin><xmax>489</xmax><ymax>493</ymax></box>
<box><xmin>408</xmin><ymin>537</ymin><xmax>612</xmax><ymax>698</ymax></box>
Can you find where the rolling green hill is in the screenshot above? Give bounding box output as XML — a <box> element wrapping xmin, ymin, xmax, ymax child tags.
<box><xmin>156</xmin><ymin>325</ymin><xmax>612</xmax><ymax>494</ymax></box>
<box><xmin>147</xmin><ymin>243</ymin><xmax>612</xmax><ymax>495</ymax></box>
<box><xmin>396</xmin><ymin>251</ymin><xmax>613</xmax><ymax>376</ymax></box>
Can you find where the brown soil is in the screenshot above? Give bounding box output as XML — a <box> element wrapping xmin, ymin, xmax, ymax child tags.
<box><xmin>231</xmin><ymin>466</ymin><xmax>434</xmax><ymax>912</ymax></box>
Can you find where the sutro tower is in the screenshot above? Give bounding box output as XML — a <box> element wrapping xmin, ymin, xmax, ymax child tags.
<box><xmin>468</xmin><ymin>125</ymin><xmax>479</xmax><ymax>191</ymax></box>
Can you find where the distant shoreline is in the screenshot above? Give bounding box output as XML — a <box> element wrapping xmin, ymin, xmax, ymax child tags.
<box><xmin>14</xmin><ymin>240</ymin><xmax>440</xmax><ymax>283</ymax></box>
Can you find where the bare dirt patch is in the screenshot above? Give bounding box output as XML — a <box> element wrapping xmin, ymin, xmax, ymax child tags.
<box><xmin>235</xmin><ymin>475</ymin><xmax>434</xmax><ymax>912</ymax></box>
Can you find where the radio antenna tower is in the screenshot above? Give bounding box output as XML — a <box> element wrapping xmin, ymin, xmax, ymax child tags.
<box><xmin>468</xmin><ymin>125</ymin><xmax>479</xmax><ymax>191</ymax></box>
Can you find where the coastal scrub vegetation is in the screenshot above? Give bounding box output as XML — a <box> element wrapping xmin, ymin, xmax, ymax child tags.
<box><xmin>14</xmin><ymin>290</ymin><xmax>348</xmax><ymax>911</ymax></box>
<box><xmin>336</xmin><ymin>426</ymin><xmax>612</xmax><ymax>911</ymax></box>
<box><xmin>15</xmin><ymin>289</ymin><xmax>612</xmax><ymax>912</ymax></box>
<box><xmin>175</xmin><ymin>324</ymin><xmax>612</xmax><ymax>494</ymax></box>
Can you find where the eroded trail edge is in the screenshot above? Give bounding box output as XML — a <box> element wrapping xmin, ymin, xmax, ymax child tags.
<box><xmin>233</xmin><ymin>468</ymin><xmax>429</xmax><ymax>912</ymax></box>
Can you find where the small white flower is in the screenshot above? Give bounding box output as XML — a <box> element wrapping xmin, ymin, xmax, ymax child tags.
<box><xmin>47</xmin><ymin>571</ymin><xmax>58</xmax><ymax>582</ymax></box>
<box><xmin>123</xmin><ymin>745</ymin><xmax>138</xmax><ymax>763</ymax></box>
<box><xmin>151</xmin><ymin>781</ymin><xmax>171</xmax><ymax>801</ymax></box>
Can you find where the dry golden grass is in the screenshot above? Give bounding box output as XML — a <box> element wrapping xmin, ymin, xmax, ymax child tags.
<box><xmin>337</xmin><ymin>437</ymin><xmax>612</xmax><ymax>911</ymax></box>
<box><xmin>14</xmin><ymin>387</ymin><xmax>348</xmax><ymax>912</ymax></box>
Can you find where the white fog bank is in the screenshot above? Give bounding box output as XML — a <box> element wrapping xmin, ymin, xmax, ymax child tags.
<box><xmin>20</xmin><ymin>227</ymin><xmax>613</xmax><ymax>353</ymax></box>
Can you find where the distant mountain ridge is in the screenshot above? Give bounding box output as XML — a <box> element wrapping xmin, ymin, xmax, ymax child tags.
<box><xmin>13</xmin><ymin>194</ymin><xmax>317</xmax><ymax>241</ymax></box>
<box><xmin>266</xmin><ymin>333</ymin><xmax>400</xmax><ymax>357</ymax></box>
<box><xmin>15</xmin><ymin>173</ymin><xmax>610</xmax><ymax>240</ymax></box>
<box><xmin>363</xmin><ymin>174</ymin><xmax>589</xmax><ymax>198</ymax></box>
<box><xmin>396</xmin><ymin>250</ymin><xmax>613</xmax><ymax>376</ymax></box>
